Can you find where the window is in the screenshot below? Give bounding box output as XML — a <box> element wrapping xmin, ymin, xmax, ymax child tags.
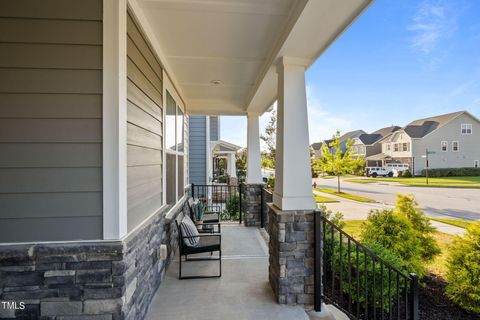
<box><xmin>461</xmin><ymin>124</ymin><xmax>472</xmax><ymax>134</ymax></box>
<box><xmin>394</xmin><ymin>143</ymin><xmax>399</xmax><ymax>152</ymax></box>
<box><xmin>386</xmin><ymin>144</ymin><xmax>391</xmax><ymax>151</ymax></box>
<box><xmin>402</xmin><ymin>143</ymin><xmax>409</xmax><ymax>152</ymax></box>
<box><xmin>165</xmin><ymin>90</ymin><xmax>185</xmax><ymax>204</ymax></box>
<box><xmin>452</xmin><ymin>141</ymin><xmax>459</xmax><ymax>152</ymax></box>
<box><xmin>441</xmin><ymin>141</ymin><xmax>447</xmax><ymax>152</ymax></box>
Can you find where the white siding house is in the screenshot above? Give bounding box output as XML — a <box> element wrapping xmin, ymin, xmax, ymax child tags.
<box><xmin>380</xmin><ymin>111</ymin><xmax>480</xmax><ymax>175</ymax></box>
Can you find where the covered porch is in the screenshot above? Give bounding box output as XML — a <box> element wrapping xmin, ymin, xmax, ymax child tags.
<box><xmin>0</xmin><ymin>0</ymin><xmax>374</xmax><ymax>319</ymax></box>
<box><xmin>146</xmin><ymin>225</ymin><xmax>309</xmax><ymax>320</ymax></box>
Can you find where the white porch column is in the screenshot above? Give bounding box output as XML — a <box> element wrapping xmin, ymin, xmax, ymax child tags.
<box><xmin>273</xmin><ymin>57</ymin><xmax>315</xmax><ymax>211</ymax></box>
<box><xmin>227</xmin><ymin>153</ymin><xmax>237</xmax><ymax>178</ymax></box>
<box><xmin>246</xmin><ymin>114</ymin><xmax>263</xmax><ymax>184</ymax></box>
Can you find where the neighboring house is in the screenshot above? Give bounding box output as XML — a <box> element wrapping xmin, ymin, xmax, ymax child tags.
<box><xmin>351</xmin><ymin>126</ymin><xmax>401</xmax><ymax>167</ymax></box>
<box><xmin>380</xmin><ymin>111</ymin><xmax>480</xmax><ymax>175</ymax></box>
<box><xmin>188</xmin><ymin>116</ymin><xmax>240</xmax><ymax>185</ymax></box>
<box><xmin>311</xmin><ymin>130</ymin><xmax>365</xmax><ymax>159</ymax></box>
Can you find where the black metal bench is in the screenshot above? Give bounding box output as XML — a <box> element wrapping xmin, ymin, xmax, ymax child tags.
<box><xmin>175</xmin><ymin>218</ymin><xmax>222</xmax><ymax>279</ymax></box>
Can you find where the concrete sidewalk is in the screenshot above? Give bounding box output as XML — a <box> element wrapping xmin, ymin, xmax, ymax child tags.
<box><xmin>145</xmin><ymin>225</ymin><xmax>309</xmax><ymax>320</ymax></box>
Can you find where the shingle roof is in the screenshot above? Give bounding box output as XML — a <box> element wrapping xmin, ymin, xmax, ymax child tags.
<box><xmin>403</xmin><ymin>111</ymin><xmax>465</xmax><ymax>138</ymax></box>
<box><xmin>338</xmin><ymin>129</ymin><xmax>366</xmax><ymax>142</ymax></box>
<box><xmin>358</xmin><ymin>126</ymin><xmax>401</xmax><ymax>145</ymax></box>
<box><xmin>311</xmin><ymin>142</ymin><xmax>323</xmax><ymax>150</ymax></box>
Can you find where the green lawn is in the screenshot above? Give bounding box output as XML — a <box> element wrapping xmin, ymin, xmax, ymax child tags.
<box><xmin>342</xmin><ymin>220</ymin><xmax>453</xmax><ymax>277</ymax></box>
<box><xmin>314</xmin><ymin>187</ymin><xmax>376</xmax><ymax>203</ymax></box>
<box><xmin>314</xmin><ymin>194</ymin><xmax>339</xmax><ymax>203</ymax></box>
<box><xmin>431</xmin><ymin>218</ymin><xmax>475</xmax><ymax>229</ymax></box>
<box><xmin>347</xmin><ymin>176</ymin><xmax>480</xmax><ymax>188</ymax></box>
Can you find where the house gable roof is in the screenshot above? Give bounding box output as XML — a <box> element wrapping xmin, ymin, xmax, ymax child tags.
<box><xmin>358</xmin><ymin>126</ymin><xmax>401</xmax><ymax>145</ymax></box>
<box><xmin>311</xmin><ymin>129</ymin><xmax>366</xmax><ymax>150</ymax></box>
<box><xmin>212</xmin><ymin>139</ymin><xmax>241</xmax><ymax>152</ymax></box>
<box><xmin>403</xmin><ymin>111</ymin><xmax>467</xmax><ymax>138</ymax></box>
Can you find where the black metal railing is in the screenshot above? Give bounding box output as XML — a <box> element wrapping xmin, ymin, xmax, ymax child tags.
<box><xmin>314</xmin><ymin>211</ymin><xmax>419</xmax><ymax>320</ymax></box>
<box><xmin>260</xmin><ymin>187</ymin><xmax>273</xmax><ymax>229</ymax></box>
<box><xmin>190</xmin><ymin>183</ymin><xmax>244</xmax><ymax>223</ymax></box>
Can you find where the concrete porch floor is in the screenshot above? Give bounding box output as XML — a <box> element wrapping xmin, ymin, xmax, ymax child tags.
<box><xmin>145</xmin><ymin>225</ymin><xmax>309</xmax><ymax>320</ymax></box>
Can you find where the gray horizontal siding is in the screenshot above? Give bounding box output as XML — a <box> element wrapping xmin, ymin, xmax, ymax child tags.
<box><xmin>189</xmin><ymin>116</ymin><xmax>207</xmax><ymax>185</ymax></box>
<box><xmin>127</xmin><ymin>11</ymin><xmax>164</xmax><ymax>232</ymax></box>
<box><xmin>0</xmin><ymin>18</ymin><xmax>102</xmax><ymax>45</ymax></box>
<box><xmin>0</xmin><ymin>217</ymin><xmax>102</xmax><ymax>243</ymax></box>
<box><xmin>0</xmin><ymin>0</ymin><xmax>103</xmax><ymax>242</ymax></box>
<box><xmin>0</xmin><ymin>93</ymin><xmax>101</xmax><ymax>118</ymax></box>
<box><xmin>0</xmin><ymin>0</ymin><xmax>102</xmax><ymax>20</ymax></box>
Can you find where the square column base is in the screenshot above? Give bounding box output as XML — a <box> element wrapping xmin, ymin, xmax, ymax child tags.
<box><xmin>244</xmin><ymin>183</ymin><xmax>264</xmax><ymax>227</ymax></box>
<box><xmin>267</xmin><ymin>203</ymin><xmax>315</xmax><ymax>305</ymax></box>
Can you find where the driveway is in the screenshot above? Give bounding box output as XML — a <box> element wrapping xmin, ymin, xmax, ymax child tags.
<box><xmin>313</xmin><ymin>177</ymin><xmax>480</xmax><ymax>222</ymax></box>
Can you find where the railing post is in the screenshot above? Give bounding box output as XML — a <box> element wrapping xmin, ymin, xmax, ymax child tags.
<box><xmin>314</xmin><ymin>210</ymin><xmax>323</xmax><ymax>312</ymax></box>
<box><xmin>191</xmin><ymin>183</ymin><xmax>195</xmax><ymax>199</ymax></box>
<box><xmin>260</xmin><ymin>187</ymin><xmax>265</xmax><ymax>228</ymax></box>
<box><xmin>238</xmin><ymin>183</ymin><xmax>243</xmax><ymax>224</ymax></box>
<box><xmin>409</xmin><ymin>273</ymin><xmax>419</xmax><ymax>320</ymax></box>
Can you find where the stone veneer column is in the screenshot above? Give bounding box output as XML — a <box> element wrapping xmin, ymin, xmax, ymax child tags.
<box><xmin>268</xmin><ymin>204</ymin><xmax>315</xmax><ymax>305</ymax></box>
<box><xmin>244</xmin><ymin>183</ymin><xmax>264</xmax><ymax>227</ymax></box>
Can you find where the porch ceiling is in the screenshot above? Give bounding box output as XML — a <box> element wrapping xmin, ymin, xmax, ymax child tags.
<box><xmin>132</xmin><ymin>0</ymin><xmax>373</xmax><ymax>115</ymax></box>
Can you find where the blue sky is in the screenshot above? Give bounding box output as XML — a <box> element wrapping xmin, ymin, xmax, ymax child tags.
<box><xmin>221</xmin><ymin>0</ymin><xmax>480</xmax><ymax>148</ymax></box>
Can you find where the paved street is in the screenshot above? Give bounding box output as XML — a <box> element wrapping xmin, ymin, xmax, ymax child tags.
<box><xmin>313</xmin><ymin>177</ymin><xmax>480</xmax><ymax>223</ymax></box>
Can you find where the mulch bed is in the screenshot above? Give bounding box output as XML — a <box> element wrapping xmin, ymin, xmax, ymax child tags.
<box><xmin>419</xmin><ymin>273</ymin><xmax>480</xmax><ymax>320</ymax></box>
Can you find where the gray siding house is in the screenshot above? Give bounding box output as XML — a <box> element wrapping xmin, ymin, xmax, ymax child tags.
<box><xmin>381</xmin><ymin>111</ymin><xmax>480</xmax><ymax>175</ymax></box>
<box><xmin>188</xmin><ymin>116</ymin><xmax>240</xmax><ymax>185</ymax></box>
<box><xmin>311</xmin><ymin>129</ymin><xmax>365</xmax><ymax>159</ymax></box>
<box><xmin>350</xmin><ymin>126</ymin><xmax>401</xmax><ymax>166</ymax></box>
<box><xmin>0</xmin><ymin>1</ymin><xmax>373</xmax><ymax>319</ymax></box>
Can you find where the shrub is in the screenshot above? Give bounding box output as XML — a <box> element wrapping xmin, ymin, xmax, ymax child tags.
<box><xmin>266</xmin><ymin>176</ymin><xmax>275</xmax><ymax>189</ymax></box>
<box><xmin>420</xmin><ymin>167</ymin><xmax>480</xmax><ymax>177</ymax></box>
<box><xmin>361</xmin><ymin>209</ymin><xmax>425</xmax><ymax>277</ymax></box>
<box><xmin>445</xmin><ymin>222</ymin><xmax>480</xmax><ymax>313</ymax></box>
<box><xmin>222</xmin><ymin>193</ymin><xmax>240</xmax><ymax>220</ymax></box>
<box><xmin>330</xmin><ymin>241</ymin><xmax>409</xmax><ymax>311</ymax></box>
<box><xmin>402</xmin><ymin>169</ymin><xmax>412</xmax><ymax>178</ymax></box>
<box><xmin>394</xmin><ymin>194</ymin><xmax>440</xmax><ymax>261</ymax></box>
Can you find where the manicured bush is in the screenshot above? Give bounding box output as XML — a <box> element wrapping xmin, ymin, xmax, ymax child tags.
<box><xmin>445</xmin><ymin>222</ymin><xmax>480</xmax><ymax>314</ymax></box>
<box><xmin>361</xmin><ymin>209</ymin><xmax>425</xmax><ymax>277</ymax></box>
<box><xmin>420</xmin><ymin>167</ymin><xmax>480</xmax><ymax>177</ymax></box>
<box><xmin>402</xmin><ymin>169</ymin><xmax>412</xmax><ymax>178</ymax></box>
<box><xmin>222</xmin><ymin>193</ymin><xmax>240</xmax><ymax>220</ymax></box>
<box><xmin>330</xmin><ymin>241</ymin><xmax>409</xmax><ymax>311</ymax></box>
<box><xmin>394</xmin><ymin>194</ymin><xmax>440</xmax><ymax>261</ymax></box>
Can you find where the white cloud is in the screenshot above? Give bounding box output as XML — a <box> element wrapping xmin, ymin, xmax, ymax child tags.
<box><xmin>306</xmin><ymin>86</ymin><xmax>352</xmax><ymax>143</ymax></box>
<box><xmin>408</xmin><ymin>0</ymin><xmax>457</xmax><ymax>55</ymax></box>
<box><xmin>220</xmin><ymin>116</ymin><xmax>247</xmax><ymax>147</ymax></box>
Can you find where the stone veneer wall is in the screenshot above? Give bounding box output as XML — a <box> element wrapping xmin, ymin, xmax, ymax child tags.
<box><xmin>0</xmin><ymin>198</ymin><xmax>188</xmax><ymax>320</ymax></box>
<box><xmin>243</xmin><ymin>184</ymin><xmax>264</xmax><ymax>227</ymax></box>
<box><xmin>267</xmin><ymin>204</ymin><xmax>315</xmax><ymax>305</ymax></box>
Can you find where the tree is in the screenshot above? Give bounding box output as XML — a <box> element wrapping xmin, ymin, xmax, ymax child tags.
<box><xmin>313</xmin><ymin>131</ymin><xmax>364</xmax><ymax>192</ymax></box>
<box><xmin>260</xmin><ymin>109</ymin><xmax>276</xmax><ymax>169</ymax></box>
<box><xmin>236</xmin><ymin>148</ymin><xmax>247</xmax><ymax>182</ymax></box>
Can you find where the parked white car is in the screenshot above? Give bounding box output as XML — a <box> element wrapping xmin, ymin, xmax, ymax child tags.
<box><xmin>366</xmin><ymin>167</ymin><xmax>393</xmax><ymax>178</ymax></box>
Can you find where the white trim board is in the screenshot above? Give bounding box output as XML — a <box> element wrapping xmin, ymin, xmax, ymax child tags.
<box><xmin>102</xmin><ymin>0</ymin><xmax>128</xmax><ymax>240</ymax></box>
